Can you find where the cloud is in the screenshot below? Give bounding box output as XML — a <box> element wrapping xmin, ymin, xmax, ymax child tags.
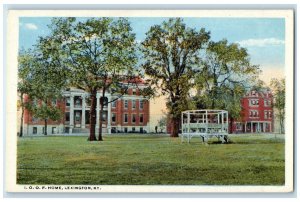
<box><xmin>237</xmin><ymin>38</ymin><xmax>285</xmax><ymax>47</ymax></box>
<box><xmin>24</xmin><ymin>23</ymin><xmax>38</xmax><ymax>30</ymax></box>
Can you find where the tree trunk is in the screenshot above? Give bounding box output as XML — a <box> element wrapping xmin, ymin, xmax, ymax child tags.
<box><xmin>170</xmin><ymin>116</ymin><xmax>180</xmax><ymax>137</ymax></box>
<box><xmin>98</xmin><ymin>103</ymin><xmax>104</xmax><ymax>141</ymax></box>
<box><xmin>19</xmin><ymin>94</ymin><xmax>24</xmax><ymax>137</ymax></box>
<box><xmin>44</xmin><ymin>119</ymin><xmax>47</xmax><ymax>135</ymax></box>
<box><xmin>280</xmin><ymin>117</ymin><xmax>284</xmax><ymax>134</ymax></box>
<box><xmin>20</xmin><ymin>109</ymin><xmax>24</xmax><ymax>137</ymax></box>
<box><xmin>88</xmin><ymin>89</ymin><xmax>97</xmax><ymax>141</ymax></box>
<box><xmin>229</xmin><ymin>117</ymin><xmax>234</xmax><ymax>134</ymax></box>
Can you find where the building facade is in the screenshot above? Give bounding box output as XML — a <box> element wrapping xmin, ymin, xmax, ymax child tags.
<box><xmin>22</xmin><ymin>83</ymin><xmax>150</xmax><ymax>136</ymax></box>
<box><xmin>230</xmin><ymin>89</ymin><xmax>274</xmax><ymax>133</ymax></box>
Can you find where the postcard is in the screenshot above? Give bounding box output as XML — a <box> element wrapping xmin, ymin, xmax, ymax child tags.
<box><xmin>5</xmin><ymin>9</ymin><xmax>294</xmax><ymax>193</ymax></box>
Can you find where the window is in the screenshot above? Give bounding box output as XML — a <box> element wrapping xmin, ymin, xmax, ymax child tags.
<box><xmin>52</xmin><ymin>127</ymin><xmax>56</xmax><ymax>134</ymax></box>
<box><xmin>64</xmin><ymin>127</ymin><xmax>70</xmax><ymax>133</ymax></box>
<box><xmin>124</xmin><ymin>114</ymin><xmax>128</xmax><ymax>123</ymax></box>
<box><xmin>132</xmin><ymin>114</ymin><xmax>136</xmax><ymax>123</ymax></box>
<box><xmin>75</xmin><ymin>99</ymin><xmax>81</xmax><ymax>106</ymax></box>
<box><xmin>65</xmin><ymin>112</ymin><xmax>70</xmax><ymax>122</ymax></box>
<box><xmin>111</xmin><ymin>127</ymin><xmax>116</xmax><ymax>133</ymax></box>
<box><xmin>265</xmin><ymin>110</ymin><xmax>272</xmax><ymax>119</ymax></box>
<box><xmin>264</xmin><ymin>99</ymin><xmax>271</xmax><ymax>107</ymax></box>
<box><xmin>139</xmin><ymin>114</ymin><xmax>144</xmax><ymax>123</ymax></box>
<box><xmin>66</xmin><ymin>98</ymin><xmax>70</xmax><ymax>106</ymax></box>
<box><xmin>249</xmin><ymin>99</ymin><xmax>259</xmax><ymax>107</ymax></box>
<box><xmin>140</xmin><ymin>127</ymin><xmax>143</xmax><ymax>133</ymax></box>
<box><xmin>111</xmin><ymin>100</ymin><xmax>116</xmax><ymax>108</ymax></box>
<box><xmin>250</xmin><ymin>110</ymin><xmax>258</xmax><ymax>118</ymax></box>
<box><xmin>124</xmin><ymin>127</ymin><xmax>128</xmax><ymax>133</ymax></box>
<box><xmin>139</xmin><ymin>100</ymin><xmax>144</xmax><ymax>109</ymax></box>
<box><xmin>33</xmin><ymin>127</ymin><xmax>37</xmax><ymax>134</ymax></box>
<box><xmin>132</xmin><ymin>89</ymin><xmax>136</xmax><ymax>95</ymax></box>
<box><xmin>75</xmin><ymin>112</ymin><xmax>81</xmax><ymax>121</ymax></box>
<box><xmin>132</xmin><ymin>127</ymin><xmax>136</xmax><ymax>132</ymax></box>
<box><xmin>132</xmin><ymin>100</ymin><xmax>136</xmax><ymax>109</ymax></box>
<box><xmin>112</xmin><ymin>113</ymin><xmax>116</xmax><ymax>123</ymax></box>
<box><xmin>124</xmin><ymin>100</ymin><xmax>128</xmax><ymax>109</ymax></box>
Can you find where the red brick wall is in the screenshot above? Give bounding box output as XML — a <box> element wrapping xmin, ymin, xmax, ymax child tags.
<box><xmin>24</xmin><ymin>95</ymin><xmax>65</xmax><ymax>125</ymax></box>
<box><xmin>111</xmin><ymin>94</ymin><xmax>149</xmax><ymax>126</ymax></box>
<box><xmin>23</xmin><ymin>87</ymin><xmax>150</xmax><ymax>128</ymax></box>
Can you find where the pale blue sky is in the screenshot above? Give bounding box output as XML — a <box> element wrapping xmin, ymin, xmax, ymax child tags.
<box><xmin>19</xmin><ymin>17</ymin><xmax>285</xmax><ymax>70</ymax></box>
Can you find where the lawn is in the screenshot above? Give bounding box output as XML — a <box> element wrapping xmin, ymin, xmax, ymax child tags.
<box><xmin>17</xmin><ymin>134</ymin><xmax>285</xmax><ymax>185</ymax></box>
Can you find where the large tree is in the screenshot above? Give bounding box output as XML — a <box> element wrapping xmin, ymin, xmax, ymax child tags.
<box><xmin>195</xmin><ymin>39</ymin><xmax>260</xmax><ymax>129</ymax></box>
<box><xmin>270</xmin><ymin>78</ymin><xmax>285</xmax><ymax>134</ymax></box>
<box><xmin>48</xmin><ymin>17</ymin><xmax>138</xmax><ymax>141</ymax></box>
<box><xmin>141</xmin><ymin>18</ymin><xmax>210</xmax><ymax>137</ymax></box>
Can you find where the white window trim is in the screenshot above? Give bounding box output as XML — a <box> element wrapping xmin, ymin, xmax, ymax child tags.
<box><xmin>249</xmin><ymin>99</ymin><xmax>259</xmax><ymax>107</ymax></box>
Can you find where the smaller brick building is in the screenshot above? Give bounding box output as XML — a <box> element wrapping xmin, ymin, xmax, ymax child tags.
<box><xmin>230</xmin><ymin>89</ymin><xmax>274</xmax><ymax>133</ymax></box>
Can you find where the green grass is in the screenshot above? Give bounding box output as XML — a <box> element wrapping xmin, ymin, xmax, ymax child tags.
<box><xmin>17</xmin><ymin>134</ymin><xmax>285</xmax><ymax>185</ymax></box>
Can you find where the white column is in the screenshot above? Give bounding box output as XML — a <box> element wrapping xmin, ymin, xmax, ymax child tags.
<box><xmin>81</xmin><ymin>94</ymin><xmax>86</xmax><ymax>128</ymax></box>
<box><xmin>221</xmin><ymin>112</ymin><xmax>224</xmax><ymax>132</ymax></box>
<box><xmin>107</xmin><ymin>95</ymin><xmax>111</xmax><ymax>134</ymax></box>
<box><xmin>226</xmin><ymin>112</ymin><xmax>228</xmax><ymax>133</ymax></box>
<box><xmin>96</xmin><ymin>93</ymin><xmax>100</xmax><ymax>133</ymax></box>
<box><xmin>205</xmin><ymin>110</ymin><xmax>208</xmax><ymax>133</ymax></box>
<box><xmin>69</xmin><ymin>95</ymin><xmax>74</xmax><ymax>134</ymax></box>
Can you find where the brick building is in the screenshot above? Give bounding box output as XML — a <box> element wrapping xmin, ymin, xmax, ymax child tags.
<box><xmin>165</xmin><ymin>89</ymin><xmax>274</xmax><ymax>135</ymax></box>
<box><xmin>230</xmin><ymin>89</ymin><xmax>274</xmax><ymax>133</ymax></box>
<box><xmin>22</xmin><ymin>81</ymin><xmax>150</xmax><ymax>136</ymax></box>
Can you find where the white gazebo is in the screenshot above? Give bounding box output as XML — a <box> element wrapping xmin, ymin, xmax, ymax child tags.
<box><xmin>181</xmin><ymin>110</ymin><xmax>229</xmax><ymax>143</ymax></box>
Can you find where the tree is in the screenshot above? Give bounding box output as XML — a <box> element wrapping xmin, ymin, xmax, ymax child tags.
<box><xmin>270</xmin><ymin>78</ymin><xmax>285</xmax><ymax>134</ymax></box>
<box><xmin>18</xmin><ymin>50</ymin><xmax>35</xmax><ymax>137</ymax></box>
<box><xmin>195</xmin><ymin>39</ymin><xmax>260</xmax><ymax>129</ymax></box>
<box><xmin>141</xmin><ymin>18</ymin><xmax>210</xmax><ymax>137</ymax></box>
<box><xmin>49</xmin><ymin>17</ymin><xmax>138</xmax><ymax>141</ymax></box>
<box><xmin>18</xmin><ymin>34</ymin><xmax>68</xmax><ymax>136</ymax></box>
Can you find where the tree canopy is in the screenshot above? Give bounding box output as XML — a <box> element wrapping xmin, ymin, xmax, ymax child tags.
<box><xmin>141</xmin><ymin>18</ymin><xmax>210</xmax><ymax>137</ymax></box>
<box><xmin>270</xmin><ymin>78</ymin><xmax>285</xmax><ymax>134</ymax></box>
<box><xmin>195</xmin><ymin>39</ymin><xmax>261</xmax><ymax>122</ymax></box>
<box><xmin>47</xmin><ymin>17</ymin><xmax>138</xmax><ymax>140</ymax></box>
